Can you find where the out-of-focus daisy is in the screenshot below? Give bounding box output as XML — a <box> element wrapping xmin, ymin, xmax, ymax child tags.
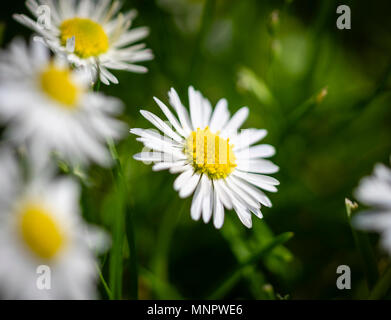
<box><xmin>0</xmin><ymin>150</ymin><xmax>106</xmax><ymax>299</ymax></box>
<box><xmin>131</xmin><ymin>87</ymin><xmax>279</xmax><ymax>229</ymax></box>
<box><xmin>354</xmin><ymin>162</ymin><xmax>391</xmax><ymax>254</ymax></box>
<box><xmin>14</xmin><ymin>0</ymin><xmax>153</xmax><ymax>85</ymax></box>
<box><xmin>0</xmin><ymin>38</ymin><xmax>126</xmax><ymax>166</ymax></box>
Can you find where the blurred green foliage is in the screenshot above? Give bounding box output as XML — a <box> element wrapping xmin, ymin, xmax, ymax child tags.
<box><xmin>2</xmin><ymin>0</ymin><xmax>391</xmax><ymax>299</ymax></box>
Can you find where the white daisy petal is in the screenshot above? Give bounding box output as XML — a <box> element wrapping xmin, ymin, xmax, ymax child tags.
<box><xmin>209</xmin><ymin>98</ymin><xmax>229</xmax><ymax>133</ymax></box>
<box><xmin>179</xmin><ymin>173</ymin><xmax>201</xmax><ymax>199</ymax></box>
<box><xmin>202</xmin><ymin>177</ymin><xmax>213</xmax><ymax>223</ymax></box>
<box><xmin>214</xmin><ymin>180</ymin><xmax>233</xmax><ymax>210</ymax></box>
<box><xmin>202</xmin><ymin>97</ymin><xmax>212</xmax><ymax>129</ymax></box>
<box><xmin>236</xmin><ymin>144</ymin><xmax>276</xmax><ymax>159</ymax></box>
<box><xmin>168</xmin><ymin>88</ymin><xmax>192</xmax><ymax>135</ymax></box>
<box><xmin>237</xmin><ymin>159</ymin><xmax>280</xmax><ymax>174</ymax></box>
<box><xmin>140</xmin><ymin>110</ymin><xmax>183</xmax><ymax>143</ymax></box>
<box><xmin>213</xmin><ymin>191</ymin><xmax>225</xmax><ymax>229</ymax></box>
<box><xmin>153</xmin><ymin>97</ymin><xmax>187</xmax><ymax>137</ymax></box>
<box><xmin>232</xmin><ymin>129</ymin><xmax>268</xmax><ymax>151</ymax></box>
<box><xmin>191</xmin><ymin>177</ymin><xmax>205</xmax><ymax>221</ymax></box>
<box><xmin>152</xmin><ymin>160</ymin><xmax>187</xmax><ymax>172</ymax></box>
<box><xmin>221</xmin><ymin>107</ymin><xmax>249</xmax><ymax>137</ymax></box>
<box><xmin>189</xmin><ymin>86</ymin><xmax>203</xmax><ymax>131</ymax></box>
<box><xmin>229</xmin><ymin>176</ymin><xmax>272</xmax><ymax>208</ymax></box>
<box><xmin>174</xmin><ymin>169</ymin><xmax>193</xmax><ymax>192</ymax></box>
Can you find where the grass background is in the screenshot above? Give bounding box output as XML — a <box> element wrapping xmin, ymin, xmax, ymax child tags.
<box><xmin>1</xmin><ymin>0</ymin><xmax>391</xmax><ymax>299</ymax></box>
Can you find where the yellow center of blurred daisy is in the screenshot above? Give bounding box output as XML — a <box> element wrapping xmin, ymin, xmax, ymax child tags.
<box><xmin>40</xmin><ymin>64</ymin><xmax>80</xmax><ymax>108</ymax></box>
<box><xmin>19</xmin><ymin>203</ymin><xmax>65</xmax><ymax>260</ymax></box>
<box><xmin>185</xmin><ymin>127</ymin><xmax>236</xmax><ymax>179</ymax></box>
<box><xmin>60</xmin><ymin>18</ymin><xmax>109</xmax><ymax>58</ymax></box>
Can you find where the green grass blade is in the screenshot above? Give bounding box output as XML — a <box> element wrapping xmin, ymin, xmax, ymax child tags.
<box><xmin>345</xmin><ymin>198</ymin><xmax>379</xmax><ymax>290</ymax></box>
<box><xmin>207</xmin><ymin>232</ymin><xmax>294</xmax><ymax>299</ymax></box>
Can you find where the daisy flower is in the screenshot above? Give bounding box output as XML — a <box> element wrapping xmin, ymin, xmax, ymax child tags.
<box><xmin>0</xmin><ymin>150</ymin><xmax>107</xmax><ymax>299</ymax></box>
<box><xmin>354</xmin><ymin>162</ymin><xmax>391</xmax><ymax>254</ymax></box>
<box><xmin>14</xmin><ymin>0</ymin><xmax>153</xmax><ymax>85</ymax></box>
<box><xmin>131</xmin><ymin>87</ymin><xmax>280</xmax><ymax>229</ymax></box>
<box><xmin>0</xmin><ymin>38</ymin><xmax>126</xmax><ymax>166</ymax></box>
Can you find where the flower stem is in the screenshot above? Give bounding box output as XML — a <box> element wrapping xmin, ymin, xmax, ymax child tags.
<box><xmin>207</xmin><ymin>232</ymin><xmax>293</xmax><ymax>299</ymax></box>
<box><xmin>346</xmin><ymin>199</ymin><xmax>379</xmax><ymax>290</ymax></box>
<box><xmin>152</xmin><ymin>200</ymin><xmax>186</xmax><ymax>298</ymax></box>
<box><xmin>107</xmin><ymin>139</ymin><xmax>138</xmax><ymax>300</ymax></box>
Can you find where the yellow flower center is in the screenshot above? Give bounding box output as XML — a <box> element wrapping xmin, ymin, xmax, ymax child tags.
<box><xmin>19</xmin><ymin>203</ymin><xmax>65</xmax><ymax>260</ymax></box>
<box><xmin>60</xmin><ymin>18</ymin><xmax>109</xmax><ymax>58</ymax></box>
<box><xmin>40</xmin><ymin>64</ymin><xmax>80</xmax><ymax>108</ymax></box>
<box><xmin>185</xmin><ymin>127</ymin><xmax>236</xmax><ymax>179</ymax></box>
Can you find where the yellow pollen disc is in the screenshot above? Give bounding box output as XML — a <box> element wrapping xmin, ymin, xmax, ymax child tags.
<box><xmin>19</xmin><ymin>203</ymin><xmax>65</xmax><ymax>260</ymax></box>
<box><xmin>60</xmin><ymin>18</ymin><xmax>109</xmax><ymax>58</ymax></box>
<box><xmin>185</xmin><ymin>127</ymin><xmax>236</xmax><ymax>180</ymax></box>
<box><xmin>40</xmin><ymin>64</ymin><xmax>80</xmax><ymax>108</ymax></box>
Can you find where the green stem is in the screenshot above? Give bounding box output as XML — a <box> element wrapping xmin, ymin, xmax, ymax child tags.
<box><xmin>96</xmin><ymin>263</ymin><xmax>113</xmax><ymax>300</ymax></box>
<box><xmin>346</xmin><ymin>200</ymin><xmax>379</xmax><ymax>290</ymax></box>
<box><xmin>125</xmin><ymin>199</ymin><xmax>138</xmax><ymax>300</ymax></box>
<box><xmin>369</xmin><ymin>265</ymin><xmax>391</xmax><ymax>300</ymax></box>
<box><xmin>207</xmin><ymin>232</ymin><xmax>293</xmax><ymax>299</ymax></box>
<box><xmin>108</xmin><ymin>139</ymin><xmax>138</xmax><ymax>300</ymax></box>
<box><xmin>152</xmin><ymin>201</ymin><xmax>186</xmax><ymax>298</ymax></box>
<box><xmin>278</xmin><ymin>87</ymin><xmax>327</xmax><ymax>144</ymax></box>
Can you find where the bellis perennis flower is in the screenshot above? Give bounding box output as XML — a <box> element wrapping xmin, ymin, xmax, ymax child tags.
<box><xmin>0</xmin><ymin>150</ymin><xmax>108</xmax><ymax>299</ymax></box>
<box><xmin>14</xmin><ymin>0</ymin><xmax>153</xmax><ymax>85</ymax></box>
<box><xmin>0</xmin><ymin>38</ymin><xmax>126</xmax><ymax>166</ymax></box>
<box><xmin>131</xmin><ymin>87</ymin><xmax>280</xmax><ymax>229</ymax></box>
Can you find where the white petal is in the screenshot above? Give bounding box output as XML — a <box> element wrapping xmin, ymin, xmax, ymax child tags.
<box><xmin>153</xmin><ymin>97</ymin><xmax>187</xmax><ymax>137</ymax></box>
<box><xmin>140</xmin><ymin>110</ymin><xmax>183</xmax><ymax>143</ymax></box>
<box><xmin>230</xmin><ymin>176</ymin><xmax>272</xmax><ymax>208</ymax></box>
<box><xmin>168</xmin><ymin>88</ymin><xmax>192</xmax><ymax>135</ymax></box>
<box><xmin>179</xmin><ymin>173</ymin><xmax>201</xmax><ymax>198</ymax></box>
<box><xmin>202</xmin><ymin>177</ymin><xmax>213</xmax><ymax>223</ymax></box>
<box><xmin>233</xmin><ymin>171</ymin><xmax>279</xmax><ymax>192</ymax></box>
<box><xmin>202</xmin><ymin>97</ymin><xmax>212</xmax><ymax>128</ymax></box>
<box><xmin>237</xmin><ymin>159</ymin><xmax>279</xmax><ymax>174</ymax></box>
<box><xmin>214</xmin><ymin>180</ymin><xmax>233</xmax><ymax>210</ymax></box>
<box><xmin>232</xmin><ymin>129</ymin><xmax>268</xmax><ymax>151</ymax></box>
<box><xmin>209</xmin><ymin>98</ymin><xmax>229</xmax><ymax>133</ymax></box>
<box><xmin>236</xmin><ymin>144</ymin><xmax>276</xmax><ymax>159</ymax></box>
<box><xmin>234</xmin><ymin>204</ymin><xmax>253</xmax><ymax>228</ymax></box>
<box><xmin>213</xmin><ymin>191</ymin><xmax>225</xmax><ymax>229</ymax></box>
<box><xmin>173</xmin><ymin>169</ymin><xmax>193</xmax><ymax>191</ymax></box>
<box><xmin>152</xmin><ymin>161</ymin><xmax>187</xmax><ymax>172</ymax></box>
<box><xmin>191</xmin><ymin>177</ymin><xmax>205</xmax><ymax>221</ymax></box>
<box><xmin>189</xmin><ymin>86</ymin><xmax>203</xmax><ymax>131</ymax></box>
<box><xmin>221</xmin><ymin>107</ymin><xmax>249</xmax><ymax>137</ymax></box>
<box><xmin>225</xmin><ymin>177</ymin><xmax>260</xmax><ymax>209</ymax></box>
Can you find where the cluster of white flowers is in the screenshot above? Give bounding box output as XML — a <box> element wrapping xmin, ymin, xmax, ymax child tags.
<box><xmin>0</xmin><ymin>0</ymin><xmax>152</xmax><ymax>299</ymax></box>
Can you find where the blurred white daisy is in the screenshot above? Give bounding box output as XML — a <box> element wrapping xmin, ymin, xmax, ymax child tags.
<box><xmin>354</xmin><ymin>162</ymin><xmax>391</xmax><ymax>254</ymax></box>
<box><xmin>0</xmin><ymin>38</ymin><xmax>126</xmax><ymax>166</ymax></box>
<box><xmin>131</xmin><ymin>87</ymin><xmax>279</xmax><ymax>229</ymax></box>
<box><xmin>0</xmin><ymin>150</ymin><xmax>107</xmax><ymax>299</ymax></box>
<box><xmin>14</xmin><ymin>0</ymin><xmax>153</xmax><ymax>85</ymax></box>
